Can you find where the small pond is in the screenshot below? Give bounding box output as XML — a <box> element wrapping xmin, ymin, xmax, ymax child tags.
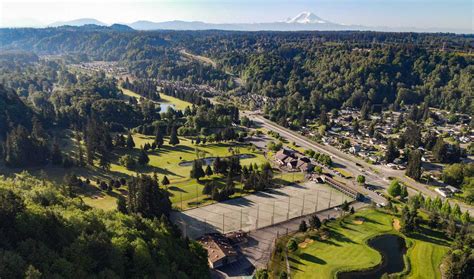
<box><xmin>338</xmin><ymin>234</ymin><xmax>407</xmax><ymax>279</ymax></box>
<box><xmin>178</xmin><ymin>154</ymin><xmax>255</xmax><ymax>167</ymax></box>
<box><xmin>159</xmin><ymin>103</ymin><xmax>176</xmax><ymax>112</ymax></box>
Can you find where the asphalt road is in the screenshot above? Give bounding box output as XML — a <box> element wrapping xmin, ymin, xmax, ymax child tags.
<box><xmin>247</xmin><ymin>113</ymin><xmax>473</xmax><ymax>214</ymax></box>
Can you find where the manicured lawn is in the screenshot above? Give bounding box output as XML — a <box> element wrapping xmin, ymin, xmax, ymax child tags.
<box><xmin>85</xmin><ymin>134</ymin><xmax>268</xmax><ymax>210</ymax></box>
<box><xmin>119</xmin><ymin>86</ymin><xmax>142</xmax><ymax>99</ymax></box>
<box><xmin>159</xmin><ymin>94</ymin><xmax>192</xmax><ymax>111</ymax></box>
<box><xmin>287</xmin><ymin>209</ymin><xmax>450</xmax><ymax>279</ymax></box>
<box><xmin>119</xmin><ymin>85</ymin><xmax>192</xmax><ymax>111</ymax></box>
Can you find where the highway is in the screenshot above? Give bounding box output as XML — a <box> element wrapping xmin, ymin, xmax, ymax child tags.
<box><xmin>246</xmin><ymin>113</ymin><xmax>473</xmax><ymax>214</ymax></box>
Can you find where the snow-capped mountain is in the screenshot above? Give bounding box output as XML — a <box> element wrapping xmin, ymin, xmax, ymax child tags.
<box><xmin>286</xmin><ymin>12</ymin><xmax>328</xmax><ymax>24</ymax></box>
<box><xmin>44</xmin><ymin>12</ymin><xmax>471</xmax><ymax>33</ymax></box>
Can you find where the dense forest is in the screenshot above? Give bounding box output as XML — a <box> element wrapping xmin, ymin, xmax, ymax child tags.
<box><xmin>0</xmin><ymin>174</ymin><xmax>209</xmax><ymax>278</ymax></box>
<box><xmin>1</xmin><ymin>27</ymin><xmax>472</xmax><ymax>116</ymax></box>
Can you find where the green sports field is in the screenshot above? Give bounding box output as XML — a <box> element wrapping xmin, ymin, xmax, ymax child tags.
<box><xmin>285</xmin><ymin>209</ymin><xmax>450</xmax><ymax>279</ymax></box>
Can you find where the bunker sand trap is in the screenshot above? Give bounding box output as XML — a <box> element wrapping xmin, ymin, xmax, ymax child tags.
<box><xmin>393</xmin><ymin>218</ymin><xmax>401</xmax><ymax>231</ymax></box>
<box><xmin>353</xmin><ymin>217</ymin><xmax>365</xmax><ymax>225</ymax></box>
<box><xmin>298</xmin><ymin>238</ymin><xmax>314</xmax><ymax>249</ymax></box>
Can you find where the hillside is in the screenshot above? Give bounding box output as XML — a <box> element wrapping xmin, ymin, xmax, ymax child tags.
<box><xmin>0</xmin><ymin>174</ymin><xmax>210</xmax><ymax>278</ymax></box>
<box><xmin>0</xmin><ymin>84</ymin><xmax>33</xmax><ymax>139</ymax></box>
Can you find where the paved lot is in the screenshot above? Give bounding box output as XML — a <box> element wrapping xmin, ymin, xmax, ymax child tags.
<box><xmin>171</xmin><ymin>181</ymin><xmax>354</xmax><ymax>239</ymax></box>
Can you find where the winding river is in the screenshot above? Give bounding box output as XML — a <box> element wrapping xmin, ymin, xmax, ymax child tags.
<box><xmin>338</xmin><ymin>234</ymin><xmax>407</xmax><ymax>279</ymax></box>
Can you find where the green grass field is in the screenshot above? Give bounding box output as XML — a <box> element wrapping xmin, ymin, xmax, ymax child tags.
<box><xmin>285</xmin><ymin>208</ymin><xmax>450</xmax><ymax>279</ymax></box>
<box><xmin>119</xmin><ymin>85</ymin><xmax>192</xmax><ymax>111</ymax></box>
<box><xmin>82</xmin><ymin>134</ymin><xmax>268</xmax><ymax>210</ymax></box>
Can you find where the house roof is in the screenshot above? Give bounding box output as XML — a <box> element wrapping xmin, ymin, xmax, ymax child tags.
<box><xmin>275</xmin><ymin>153</ymin><xmax>288</xmax><ymax>161</ymax></box>
<box><xmin>197</xmin><ymin>234</ymin><xmax>237</xmax><ymax>264</ymax></box>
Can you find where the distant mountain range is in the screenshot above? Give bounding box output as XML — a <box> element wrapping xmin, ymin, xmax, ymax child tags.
<box><xmin>44</xmin><ymin>12</ymin><xmax>472</xmax><ymax>34</ymax></box>
<box><xmin>49</xmin><ymin>18</ymin><xmax>106</xmax><ymax>27</ymax></box>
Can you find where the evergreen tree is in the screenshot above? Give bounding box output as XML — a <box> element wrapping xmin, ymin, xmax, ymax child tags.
<box><xmin>51</xmin><ymin>141</ymin><xmax>63</xmax><ymax>166</ymax></box>
<box><xmin>119</xmin><ymin>154</ymin><xmax>136</xmax><ymax>170</ymax></box>
<box><xmin>169</xmin><ymin>126</ymin><xmax>180</xmax><ymax>146</ymax></box>
<box><xmin>441</xmin><ymin>200</ymin><xmax>452</xmax><ymax>218</ymax></box>
<box><xmin>5</xmin><ymin>125</ymin><xmax>49</xmax><ymax>167</ymax></box>
<box><xmin>446</xmin><ymin>217</ymin><xmax>457</xmax><ymax>238</ymax></box>
<box><xmin>400</xmin><ymin>185</ymin><xmax>408</xmax><ymax>200</ymax></box>
<box><xmin>205</xmin><ymin>165</ymin><xmax>213</xmax><ymax>176</ymax></box>
<box><xmin>388</xmin><ymin>180</ymin><xmax>402</xmax><ymax>197</ymax></box>
<box><xmin>460</xmin><ymin>211</ymin><xmax>470</xmax><ymax>224</ymax></box>
<box><xmin>452</xmin><ymin>204</ymin><xmax>462</xmax><ymax>220</ymax></box>
<box><xmin>190</xmin><ymin>160</ymin><xmax>205</xmax><ymax>181</ymax></box>
<box><xmin>404</xmin><ymin>121</ymin><xmax>421</xmax><ymax>147</ymax></box>
<box><xmin>385</xmin><ymin>139</ymin><xmax>400</xmax><ymax>163</ymax></box>
<box><xmin>406</xmin><ymin>149</ymin><xmax>422</xmax><ymax>180</ymax></box>
<box><xmin>154</xmin><ymin>127</ymin><xmax>164</xmax><ymax>148</ymax></box>
<box><xmin>202</xmin><ymin>182</ymin><xmax>214</xmax><ymax>195</ymax></box>
<box><xmin>299</xmin><ymin>220</ymin><xmax>308</xmax><ymax>232</ymax></box>
<box><xmin>432</xmin><ymin>137</ymin><xmax>448</xmax><ymax>162</ymax></box>
<box><xmin>126</xmin><ymin>133</ymin><xmax>135</xmax><ymax>149</ymax></box>
<box><xmin>127</xmin><ymin>175</ymin><xmax>171</xmax><ymax>218</ymax></box>
<box><xmin>360</xmin><ymin>101</ymin><xmax>370</xmax><ymax>120</ymax></box>
<box><xmin>138</xmin><ymin>149</ymin><xmax>150</xmax><ymax>166</ymax></box>
<box><xmin>31</xmin><ymin>116</ymin><xmax>47</xmax><ymax>141</ymax></box>
<box><xmin>161</xmin><ymin>176</ymin><xmax>170</xmax><ymax>187</ymax></box>
<box><xmin>309</xmin><ymin>215</ymin><xmax>321</xmax><ymax>230</ymax></box>
<box><xmin>99</xmin><ymin>151</ymin><xmax>111</xmax><ymax>171</ymax></box>
<box><xmin>319</xmin><ymin>107</ymin><xmax>328</xmax><ymax>126</ymax></box>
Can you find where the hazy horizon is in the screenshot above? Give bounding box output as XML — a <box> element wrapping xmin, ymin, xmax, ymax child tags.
<box><xmin>0</xmin><ymin>0</ymin><xmax>472</xmax><ymax>33</ymax></box>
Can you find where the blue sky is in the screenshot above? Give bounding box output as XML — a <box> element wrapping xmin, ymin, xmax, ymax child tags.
<box><xmin>1</xmin><ymin>0</ymin><xmax>472</xmax><ymax>31</ymax></box>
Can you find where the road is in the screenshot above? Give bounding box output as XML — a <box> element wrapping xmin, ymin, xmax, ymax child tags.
<box><xmin>247</xmin><ymin>113</ymin><xmax>473</xmax><ymax>214</ymax></box>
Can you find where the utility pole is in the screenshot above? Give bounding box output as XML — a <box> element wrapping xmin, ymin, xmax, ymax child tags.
<box><xmin>256</xmin><ymin>204</ymin><xmax>260</xmax><ymax>229</ymax></box>
<box><xmin>196</xmin><ymin>184</ymin><xmax>199</xmax><ymax>208</ymax></box>
<box><xmin>301</xmin><ymin>194</ymin><xmax>305</xmax><ymax>215</ymax></box>
<box><xmin>328</xmin><ymin>188</ymin><xmax>332</xmax><ymax>208</ymax></box>
<box><xmin>272</xmin><ymin>202</ymin><xmax>275</xmax><ymax>225</ymax></box>
<box><xmin>315</xmin><ymin>190</ymin><xmax>319</xmax><ymax>212</ymax></box>
<box><xmin>287</xmin><ymin>197</ymin><xmax>291</xmax><ymax>220</ymax></box>
<box><xmin>240</xmin><ymin>209</ymin><xmax>243</xmax><ymax>231</ymax></box>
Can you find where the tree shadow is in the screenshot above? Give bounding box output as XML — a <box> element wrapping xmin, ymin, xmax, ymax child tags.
<box><xmin>299</xmin><ymin>253</ymin><xmax>327</xmax><ymax>265</ymax></box>
<box><xmin>288</xmin><ymin>256</ymin><xmax>305</xmax><ymax>266</ymax></box>
<box><xmin>328</xmin><ymin>229</ymin><xmax>356</xmax><ymax>244</ymax></box>
<box><xmin>409</xmin><ymin>227</ymin><xmax>451</xmax><ymax>246</ymax></box>
<box><xmin>317</xmin><ymin>238</ymin><xmax>342</xmax><ymax>247</ymax></box>
<box><xmin>358</xmin><ymin>216</ymin><xmax>382</xmax><ymax>225</ymax></box>
<box><xmin>266</xmin><ymin>189</ymin><xmax>290</xmax><ymax>196</ymax></box>
<box><xmin>168</xmin><ymin>186</ymin><xmax>188</xmax><ymax>193</ymax></box>
<box><xmin>254</xmin><ymin>191</ymin><xmax>277</xmax><ymax>199</ymax></box>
